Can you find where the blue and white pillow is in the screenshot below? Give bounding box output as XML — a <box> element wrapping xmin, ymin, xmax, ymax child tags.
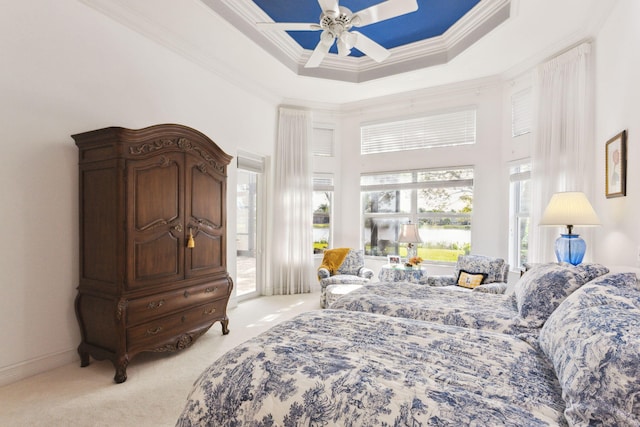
<box><xmin>539</xmin><ymin>272</ymin><xmax>640</xmax><ymax>426</ymax></box>
<box><xmin>514</xmin><ymin>263</ymin><xmax>593</xmax><ymax>327</ymax></box>
<box><xmin>571</xmin><ymin>262</ymin><xmax>611</xmax><ymax>282</ymax></box>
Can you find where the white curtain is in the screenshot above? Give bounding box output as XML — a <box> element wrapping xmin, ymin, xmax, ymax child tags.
<box><xmin>530</xmin><ymin>42</ymin><xmax>595</xmax><ymax>262</ymax></box>
<box><xmin>267</xmin><ymin>107</ymin><xmax>314</xmax><ymax>295</ymax></box>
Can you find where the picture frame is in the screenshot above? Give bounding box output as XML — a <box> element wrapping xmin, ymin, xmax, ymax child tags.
<box><xmin>605</xmin><ymin>130</ymin><xmax>627</xmax><ymax>198</ymax></box>
<box><xmin>387</xmin><ymin>255</ymin><xmax>401</xmax><ymax>266</ymax></box>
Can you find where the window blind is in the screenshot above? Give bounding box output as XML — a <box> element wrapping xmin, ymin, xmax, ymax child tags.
<box><xmin>313</xmin><ymin>173</ymin><xmax>334</xmax><ymax>191</ymax></box>
<box><xmin>237</xmin><ymin>152</ymin><xmax>264</xmax><ymax>173</ymax></box>
<box><xmin>312</xmin><ymin>127</ymin><xmax>334</xmax><ymax>157</ymax></box>
<box><xmin>511</xmin><ymin>88</ymin><xmax>532</xmax><ymax>137</ymax></box>
<box><xmin>361</xmin><ymin>108</ymin><xmax>477</xmax><ymax>155</ymax></box>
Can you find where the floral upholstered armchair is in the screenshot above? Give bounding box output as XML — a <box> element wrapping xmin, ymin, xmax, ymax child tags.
<box><xmin>425</xmin><ymin>254</ymin><xmax>509</xmax><ymax>294</ymax></box>
<box><xmin>318</xmin><ymin>248</ymin><xmax>374</xmax><ymax>308</ymax></box>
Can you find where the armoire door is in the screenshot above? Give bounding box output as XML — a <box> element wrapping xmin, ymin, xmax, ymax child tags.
<box><xmin>126</xmin><ymin>153</ymin><xmax>185</xmax><ymax>289</ymax></box>
<box><xmin>184</xmin><ymin>154</ymin><xmax>226</xmax><ymax>279</ymax></box>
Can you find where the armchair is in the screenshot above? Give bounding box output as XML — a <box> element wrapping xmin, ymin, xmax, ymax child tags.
<box><xmin>318</xmin><ymin>248</ymin><xmax>374</xmax><ymax>308</ymax></box>
<box><xmin>425</xmin><ymin>254</ymin><xmax>509</xmax><ymax>294</ymax></box>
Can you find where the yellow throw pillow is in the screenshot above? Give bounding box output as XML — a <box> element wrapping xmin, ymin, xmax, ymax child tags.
<box><xmin>457</xmin><ymin>270</ymin><xmax>487</xmax><ymax>289</ymax></box>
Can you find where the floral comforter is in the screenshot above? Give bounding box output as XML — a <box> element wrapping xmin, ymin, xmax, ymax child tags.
<box><xmin>330</xmin><ymin>282</ymin><xmax>537</xmax><ymax>335</ymax></box>
<box><xmin>176</xmin><ymin>309</ymin><xmax>566</xmax><ymax>426</ymax></box>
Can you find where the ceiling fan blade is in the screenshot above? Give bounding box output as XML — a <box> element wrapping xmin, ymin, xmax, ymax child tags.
<box><xmin>305</xmin><ymin>31</ymin><xmax>335</xmax><ymax>68</ymax></box>
<box><xmin>351</xmin><ymin>31</ymin><xmax>390</xmax><ymax>63</ymax></box>
<box><xmin>353</xmin><ymin>0</ymin><xmax>418</xmax><ymax>27</ymax></box>
<box><xmin>256</xmin><ymin>22</ymin><xmax>321</xmax><ymax>31</ymax></box>
<box><xmin>317</xmin><ymin>0</ymin><xmax>339</xmax><ymax>14</ymax></box>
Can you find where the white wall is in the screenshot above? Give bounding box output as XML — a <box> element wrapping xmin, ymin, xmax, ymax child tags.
<box><xmin>0</xmin><ymin>1</ymin><xmax>278</xmax><ymax>385</ymax></box>
<box><xmin>593</xmin><ymin>0</ymin><xmax>640</xmax><ymax>268</ymax></box>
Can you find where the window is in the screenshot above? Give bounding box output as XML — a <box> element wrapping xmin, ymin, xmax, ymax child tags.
<box><xmin>360</xmin><ymin>107</ymin><xmax>477</xmax><ymax>154</ymax></box>
<box><xmin>361</xmin><ymin>168</ymin><xmax>474</xmax><ymax>262</ymax></box>
<box><xmin>509</xmin><ymin>162</ymin><xmax>531</xmax><ymax>268</ymax></box>
<box><xmin>511</xmin><ymin>88</ymin><xmax>532</xmax><ymax>137</ymax></box>
<box><xmin>313</xmin><ymin>173</ymin><xmax>333</xmax><ymax>254</ymax></box>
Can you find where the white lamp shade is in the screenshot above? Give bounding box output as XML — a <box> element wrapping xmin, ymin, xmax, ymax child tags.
<box><xmin>398</xmin><ymin>223</ymin><xmax>422</xmax><ymax>244</ymax></box>
<box><xmin>539</xmin><ymin>191</ymin><xmax>601</xmax><ymax>227</ymax></box>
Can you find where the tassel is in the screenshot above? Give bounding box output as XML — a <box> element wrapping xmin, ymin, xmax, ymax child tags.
<box><xmin>187</xmin><ymin>228</ymin><xmax>195</xmax><ymax>248</ymax></box>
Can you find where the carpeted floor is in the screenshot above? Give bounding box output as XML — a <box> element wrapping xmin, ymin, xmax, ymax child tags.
<box><xmin>0</xmin><ymin>293</ymin><xmax>319</xmax><ymax>427</ymax></box>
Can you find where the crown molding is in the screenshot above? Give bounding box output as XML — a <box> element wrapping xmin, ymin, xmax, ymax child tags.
<box><xmin>207</xmin><ymin>0</ymin><xmax>511</xmax><ymax>83</ymax></box>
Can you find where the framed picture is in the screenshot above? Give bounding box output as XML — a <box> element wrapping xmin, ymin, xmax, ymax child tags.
<box><xmin>605</xmin><ymin>130</ymin><xmax>627</xmax><ymax>198</ymax></box>
<box><xmin>387</xmin><ymin>255</ymin><xmax>401</xmax><ymax>266</ymax></box>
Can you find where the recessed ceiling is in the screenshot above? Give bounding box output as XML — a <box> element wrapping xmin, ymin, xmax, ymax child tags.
<box><xmin>79</xmin><ymin>0</ymin><xmax>617</xmax><ymax>105</ymax></box>
<box><xmin>202</xmin><ymin>0</ymin><xmax>511</xmax><ymax>82</ymax></box>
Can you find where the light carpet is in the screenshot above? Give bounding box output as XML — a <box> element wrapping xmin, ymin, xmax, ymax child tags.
<box><xmin>0</xmin><ymin>293</ymin><xmax>319</xmax><ymax>427</ymax></box>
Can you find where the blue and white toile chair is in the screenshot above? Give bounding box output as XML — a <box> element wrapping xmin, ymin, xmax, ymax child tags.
<box><xmin>425</xmin><ymin>254</ymin><xmax>509</xmax><ymax>294</ymax></box>
<box><xmin>318</xmin><ymin>248</ymin><xmax>374</xmax><ymax>308</ymax></box>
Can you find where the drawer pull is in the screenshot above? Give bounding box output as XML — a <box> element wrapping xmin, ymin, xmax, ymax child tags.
<box><xmin>184</xmin><ymin>290</ymin><xmax>190</xmax><ymax>298</ymax></box>
<box><xmin>203</xmin><ymin>307</ymin><xmax>216</xmax><ymax>315</ymax></box>
<box><xmin>205</xmin><ymin>286</ymin><xmax>217</xmax><ymax>293</ymax></box>
<box><xmin>147</xmin><ymin>299</ymin><xmax>165</xmax><ymax>310</ymax></box>
<box><xmin>146</xmin><ymin>326</ymin><xmax>162</xmax><ymax>336</ymax></box>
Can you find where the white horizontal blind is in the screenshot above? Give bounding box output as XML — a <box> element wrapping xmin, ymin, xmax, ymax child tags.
<box><xmin>313</xmin><ymin>173</ymin><xmax>334</xmax><ymax>191</ymax></box>
<box><xmin>511</xmin><ymin>88</ymin><xmax>532</xmax><ymax>137</ymax></box>
<box><xmin>361</xmin><ymin>108</ymin><xmax>476</xmax><ymax>155</ymax></box>
<box><xmin>312</xmin><ymin>127</ymin><xmax>334</xmax><ymax>157</ymax></box>
<box><xmin>237</xmin><ymin>152</ymin><xmax>265</xmax><ymax>173</ymax></box>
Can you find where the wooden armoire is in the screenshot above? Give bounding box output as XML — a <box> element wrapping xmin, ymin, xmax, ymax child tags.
<box><xmin>73</xmin><ymin>124</ymin><xmax>233</xmax><ymax>383</ymax></box>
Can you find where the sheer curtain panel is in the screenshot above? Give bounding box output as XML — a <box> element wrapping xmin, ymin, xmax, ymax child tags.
<box><xmin>530</xmin><ymin>42</ymin><xmax>595</xmax><ymax>262</ymax></box>
<box><xmin>268</xmin><ymin>107</ymin><xmax>314</xmax><ymax>295</ymax></box>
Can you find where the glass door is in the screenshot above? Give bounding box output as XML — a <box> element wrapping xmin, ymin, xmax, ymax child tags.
<box><xmin>236</xmin><ymin>168</ymin><xmax>260</xmax><ymax>299</ymax></box>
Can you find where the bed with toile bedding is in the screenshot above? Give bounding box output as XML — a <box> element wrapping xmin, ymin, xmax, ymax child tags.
<box><xmin>176</xmin><ymin>270</ymin><xmax>640</xmax><ymax>426</ymax></box>
<box><xmin>330</xmin><ymin>262</ymin><xmax>611</xmax><ymax>336</ymax></box>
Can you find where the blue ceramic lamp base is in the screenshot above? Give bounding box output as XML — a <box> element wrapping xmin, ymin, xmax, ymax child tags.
<box><xmin>554</xmin><ymin>233</ymin><xmax>586</xmax><ymax>265</ymax></box>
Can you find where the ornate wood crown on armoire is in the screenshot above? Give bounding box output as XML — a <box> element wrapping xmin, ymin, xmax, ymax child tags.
<box><xmin>73</xmin><ymin>124</ymin><xmax>233</xmax><ymax>383</ymax></box>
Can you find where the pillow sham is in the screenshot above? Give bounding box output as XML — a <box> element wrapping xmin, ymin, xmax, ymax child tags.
<box><xmin>570</xmin><ymin>262</ymin><xmax>610</xmax><ymax>282</ymax></box>
<box><xmin>514</xmin><ymin>263</ymin><xmax>589</xmax><ymax>327</ymax></box>
<box><xmin>456</xmin><ymin>270</ymin><xmax>487</xmax><ymax>289</ymax></box>
<box><xmin>539</xmin><ymin>272</ymin><xmax>640</xmax><ymax>426</ymax></box>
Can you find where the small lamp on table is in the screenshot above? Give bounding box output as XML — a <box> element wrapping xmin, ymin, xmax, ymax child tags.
<box><xmin>539</xmin><ymin>191</ymin><xmax>601</xmax><ymax>265</ymax></box>
<box><xmin>398</xmin><ymin>222</ymin><xmax>422</xmax><ymax>260</ymax></box>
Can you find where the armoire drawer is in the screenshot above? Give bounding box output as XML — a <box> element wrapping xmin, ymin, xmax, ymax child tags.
<box><xmin>127</xmin><ymin>280</ymin><xmax>230</xmax><ymax>326</ymax></box>
<box><xmin>126</xmin><ymin>299</ymin><xmax>228</xmax><ymax>351</ymax></box>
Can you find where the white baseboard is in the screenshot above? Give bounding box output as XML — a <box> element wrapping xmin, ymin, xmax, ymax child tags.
<box><xmin>0</xmin><ymin>349</ymin><xmax>77</xmax><ymax>387</ymax></box>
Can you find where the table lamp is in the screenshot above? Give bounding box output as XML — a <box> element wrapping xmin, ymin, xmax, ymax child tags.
<box><xmin>539</xmin><ymin>191</ymin><xmax>601</xmax><ymax>265</ymax></box>
<box><xmin>398</xmin><ymin>222</ymin><xmax>422</xmax><ymax>259</ymax></box>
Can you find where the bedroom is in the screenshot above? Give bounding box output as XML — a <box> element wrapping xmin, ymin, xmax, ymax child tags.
<box><xmin>1</xmin><ymin>0</ymin><xmax>638</xmax><ymax>424</ymax></box>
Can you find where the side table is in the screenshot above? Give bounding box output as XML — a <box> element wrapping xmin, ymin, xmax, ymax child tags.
<box><xmin>378</xmin><ymin>264</ymin><xmax>427</xmax><ymax>284</ymax></box>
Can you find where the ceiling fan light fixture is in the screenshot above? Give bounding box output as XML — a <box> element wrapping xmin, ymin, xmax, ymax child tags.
<box><xmin>320</xmin><ymin>30</ymin><xmax>335</xmax><ymax>47</ymax></box>
<box><xmin>337</xmin><ymin>39</ymin><xmax>351</xmax><ymax>56</ymax></box>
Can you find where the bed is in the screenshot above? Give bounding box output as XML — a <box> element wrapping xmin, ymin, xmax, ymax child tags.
<box><xmin>176</xmin><ymin>271</ymin><xmax>640</xmax><ymax>426</ymax></box>
<box><xmin>176</xmin><ymin>309</ymin><xmax>566</xmax><ymax>426</ymax></box>
<box><xmin>330</xmin><ymin>262</ymin><xmax>610</xmax><ymax>336</ymax></box>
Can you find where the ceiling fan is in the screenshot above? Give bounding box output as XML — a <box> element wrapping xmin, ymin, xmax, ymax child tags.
<box><xmin>256</xmin><ymin>0</ymin><xmax>419</xmax><ymax>68</ymax></box>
